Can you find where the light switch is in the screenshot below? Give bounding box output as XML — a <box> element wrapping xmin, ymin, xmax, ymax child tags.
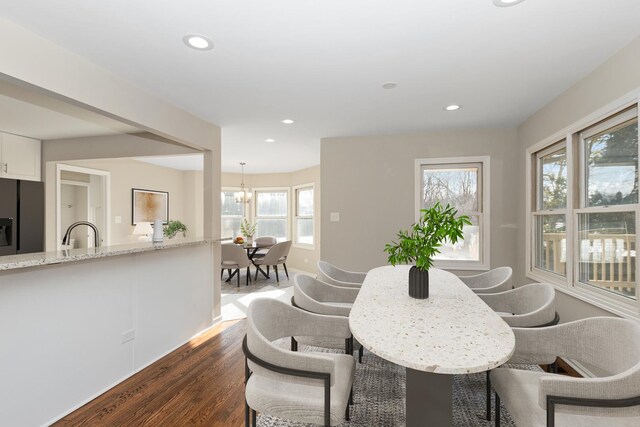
<box><xmin>330</xmin><ymin>212</ymin><xmax>340</xmax><ymax>222</ymax></box>
<box><xmin>115</xmin><ymin>216</ymin><xmax>122</xmax><ymax>224</ymax></box>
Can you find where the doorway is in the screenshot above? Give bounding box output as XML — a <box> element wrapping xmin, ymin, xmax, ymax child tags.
<box><xmin>56</xmin><ymin>164</ymin><xmax>110</xmax><ymax>250</ymax></box>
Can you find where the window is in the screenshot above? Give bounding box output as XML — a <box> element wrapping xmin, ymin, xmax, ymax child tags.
<box><xmin>577</xmin><ymin>108</ymin><xmax>637</xmax><ymax>301</ymax></box>
<box><xmin>254</xmin><ymin>189</ymin><xmax>288</xmax><ymax>240</ymax></box>
<box><xmin>528</xmin><ymin>104</ymin><xmax>639</xmax><ymax>317</ymax></box>
<box><xmin>533</xmin><ymin>143</ymin><xmax>568</xmax><ymax>276</ymax></box>
<box><xmin>294</xmin><ymin>185</ymin><xmax>314</xmax><ymax>247</ymax></box>
<box><xmin>221</xmin><ymin>189</ymin><xmax>244</xmax><ymax>239</ymax></box>
<box><xmin>416</xmin><ymin>156</ymin><xmax>490</xmax><ymax>270</ymax></box>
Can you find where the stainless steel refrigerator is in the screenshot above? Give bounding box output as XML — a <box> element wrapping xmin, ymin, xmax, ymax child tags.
<box><xmin>0</xmin><ymin>178</ymin><xmax>44</xmax><ymax>255</ymax></box>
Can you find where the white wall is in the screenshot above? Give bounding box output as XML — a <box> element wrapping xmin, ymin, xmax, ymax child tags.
<box><xmin>0</xmin><ymin>244</ymin><xmax>214</xmax><ymax>426</ymax></box>
<box><xmin>516</xmin><ymin>35</ymin><xmax>640</xmax><ymax>321</ymax></box>
<box><xmin>320</xmin><ymin>129</ymin><xmax>518</xmax><ymax>273</ymax></box>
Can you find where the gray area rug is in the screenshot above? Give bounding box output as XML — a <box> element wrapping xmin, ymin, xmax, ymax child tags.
<box><xmin>257</xmin><ymin>347</ymin><xmax>523</xmax><ymax>426</ymax></box>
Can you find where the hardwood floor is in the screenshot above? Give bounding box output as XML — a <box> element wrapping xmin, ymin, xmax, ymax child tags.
<box><xmin>54</xmin><ymin>320</ymin><xmax>247</xmax><ymax>427</ymax></box>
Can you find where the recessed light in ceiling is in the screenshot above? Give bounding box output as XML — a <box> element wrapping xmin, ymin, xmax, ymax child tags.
<box><xmin>281</xmin><ymin>119</ymin><xmax>295</xmax><ymax>124</ymax></box>
<box><xmin>265</xmin><ymin>138</ymin><xmax>276</xmax><ymax>143</ymax></box>
<box><xmin>493</xmin><ymin>0</ymin><xmax>526</xmax><ymax>7</ymax></box>
<box><xmin>445</xmin><ymin>104</ymin><xmax>462</xmax><ymax>111</ymax></box>
<box><xmin>183</xmin><ymin>34</ymin><xmax>214</xmax><ymax>50</ymax></box>
<box><xmin>382</xmin><ymin>82</ymin><xmax>397</xmax><ymax>90</ymax></box>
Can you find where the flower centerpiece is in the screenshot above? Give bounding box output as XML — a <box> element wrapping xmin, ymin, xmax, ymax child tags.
<box><xmin>384</xmin><ymin>202</ymin><xmax>470</xmax><ymax>298</ymax></box>
<box><xmin>240</xmin><ymin>218</ymin><xmax>257</xmax><ymax>244</ymax></box>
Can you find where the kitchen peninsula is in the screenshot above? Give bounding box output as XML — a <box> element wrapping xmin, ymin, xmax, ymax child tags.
<box><xmin>0</xmin><ymin>238</ymin><xmax>218</xmax><ymax>426</ymax></box>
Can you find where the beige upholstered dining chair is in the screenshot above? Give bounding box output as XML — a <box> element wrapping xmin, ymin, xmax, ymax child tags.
<box><xmin>244</xmin><ymin>298</ymin><xmax>355</xmax><ymax>427</ymax></box>
<box><xmin>458</xmin><ymin>266</ymin><xmax>513</xmax><ymax>293</ymax></box>
<box><xmin>478</xmin><ymin>283</ymin><xmax>559</xmax><ymax>420</ymax></box>
<box><xmin>252</xmin><ymin>236</ymin><xmax>277</xmax><ymax>257</ymax></box>
<box><xmin>221</xmin><ymin>243</ymin><xmax>252</xmax><ymax>287</ymax></box>
<box><xmin>490</xmin><ymin>317</ymin><xmax>640</xmax><ymax>427</ymax></box>
<box><xmin>252</xmin><ymin>240</ymin><xmax>292</xmax><ymax>283</ymax></box>
<box><xmin>317</xmin><ymin>261</ymin><xmax>366</xmax><ymax>288</ymax></box>
<box><xmin>292</xmin><ymin>275</ymin><xmax>365</xmax><ymax>362</ymax></box>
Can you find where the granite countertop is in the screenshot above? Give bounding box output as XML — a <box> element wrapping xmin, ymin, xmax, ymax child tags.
<box><xmin>0</xmin><ymin>237</ymin><xmax>218</xmax><ymax>271</ymax></box>
<box><xmin>349</xmin><ymin>265</ymin><xmax>515</xmax><ymax>374</ymax></box>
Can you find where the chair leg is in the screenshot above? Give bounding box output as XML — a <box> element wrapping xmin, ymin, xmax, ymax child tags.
<box><xmin>266</xmin><ymin>265</ymin><xmax>270</xmax><ymax>276</ymax></box>
<box><xmin>291</xmin><ymin>337</ymin><xmax>298</xmax><ymax>351</ymax></box>
<box><xmin>255</xmin><ymin>266</ymin><xmax>259</xmax><ymax>281</ymax></box>
<box><xmin>345</xmin><ymin>401</ymin><xmax>350</xmax><ymax>421</ymax></box>
<box><xmin>237</xmin><ymin>268</ymin><xmax>240</xmax><ymax>288</ymax></box>
<box><xmin>246</xmin><ymin>267</ymin><xmax>250</xmax><ymax>286</ymax></box>
<box><xmin>349</xmin><ymin>387</ymin><xmax>353</xmax><ymax>405</ymax></box>
<box><xmin>486</xmin><ymin>370</ymin><xmax>491</xmax><ymax>421</ymax></box>
<box><xmin>274</xmin><ymin>265</ymin><xmax>279</xmax><ymax>283</ymax></box>
<box><xmin>245</xmin><ymin>400</ymin><xmax>250</xmax><ymax>427</ymax></box>
<box><xmin>359</xmin><ymin>344</ymin><xmax>364</xmax><ymax>363</ymax></box>
<box><xmin>220</xmin><ymin>269</ymin><xmax>224</xmax><ymax>279</ymax></box>
<box><xmin>283</xmin><ymin>263</ymin><xmax>289</xmax><ymax>279</ymax></box>
<box><xmin>251</xmin><ymin>409</ymin><xmax>256</xmax><ymax>427</ymax></box>
<box><xmin>495</xmin><ymin>392</ymin><xmax>500</xmax><ymax>427</ymax></box>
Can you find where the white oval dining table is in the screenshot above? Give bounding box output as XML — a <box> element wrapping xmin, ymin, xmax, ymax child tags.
<box><xmin>349</xmin><ymin>265</ymin><xmax>515</xmax><ymax>426</ymax></box>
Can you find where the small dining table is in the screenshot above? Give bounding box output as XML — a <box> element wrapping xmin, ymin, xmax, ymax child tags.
<box><xmin>238</xmin><ymin>242</ymin><xmax>272</xmax><ymax>259</ymax></box>
<box><xmin>349</xmin><ymin>265</ymin><xmax>515</xmax><ymax>426</ymax></box>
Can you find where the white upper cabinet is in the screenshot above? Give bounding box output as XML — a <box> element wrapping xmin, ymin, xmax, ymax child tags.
<box><xmin>0</xmin><ymin>132</ymin><xmax>41</xmax><ymax>181</ymax></box>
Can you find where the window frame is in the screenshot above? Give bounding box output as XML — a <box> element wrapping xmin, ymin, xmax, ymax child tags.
<box><xmin>526</xmin><ymin>94</ymin><xmax>640</xmax><ymax>321</ymax></box>
<box><xmin>253</xmin><ymin>187</ymin><xmax>290</xmax><ymax>241</ymax></box>
<box><xmin>414</xmin><ymin>156</ymin><xmax>491</xmax><ymax>271</ymax></box>
<box><xmin>293</xmin><ymin>183</ymin><xmax>315</xmax><ymax>249</ymax></box>
<box><xmin>220</xmin><ymin>186</ymin><xmax>245</xmax><ymax>240</ymax></box>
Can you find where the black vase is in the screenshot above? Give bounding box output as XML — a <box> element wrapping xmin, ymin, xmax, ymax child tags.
<box><xmin>408</xmin><ymin>266</ymin><xmax>429</xmax><ymax>299</ymax></box>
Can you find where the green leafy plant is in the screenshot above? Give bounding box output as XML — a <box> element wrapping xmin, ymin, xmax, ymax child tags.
<box><xmin>239</xmin><ymin>218</ymin><xmax>257</xmax><ymax>238</ymax></box>
<box><xmin>163</xmin><ymin>220</ymin><xmax>188</xmax><ymax>238</ymax></box>
<box><xmin>384</xmin><ymin>202</ymin><xmax>471</xmax><ymax>271</ymax></box>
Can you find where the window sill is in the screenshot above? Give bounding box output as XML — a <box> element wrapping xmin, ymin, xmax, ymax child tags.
<box><xmin>527</xmin><ymin>269</ymin><xmax>640</xmax><ymax>321</ymax></box>
<box><xmin>292</xmin><ymin>243</ymin><xmax>315</xmax><ymax>251</ymax></box>
<box><xmin>434</xmin><ymin>260</ymin><xmax>489</xmax><ymax>271</ymax></box>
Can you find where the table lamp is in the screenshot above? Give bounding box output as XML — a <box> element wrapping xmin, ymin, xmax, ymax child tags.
<box><xmin>133</xmin><ymin>221</ymin><xmax>154</xmax><ymax>242</ymax></box>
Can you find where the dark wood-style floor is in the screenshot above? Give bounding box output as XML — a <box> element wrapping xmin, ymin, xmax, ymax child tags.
<box><xmin>54</xmin><ymin>320</ymin><xmax>247</xmax><ymax>427</ymax></box>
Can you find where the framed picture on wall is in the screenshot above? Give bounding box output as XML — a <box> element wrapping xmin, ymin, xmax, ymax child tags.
<box><xmin>132</xmin><ymin>188</ymin><xmax>169</xmax><ymax>225</ymax></box>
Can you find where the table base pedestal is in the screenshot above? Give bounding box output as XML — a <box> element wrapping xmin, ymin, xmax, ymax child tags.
<box><xmin>406</xmin><ymin>368</ymin><xmax>452</xmax><ymax>426</ymax></box>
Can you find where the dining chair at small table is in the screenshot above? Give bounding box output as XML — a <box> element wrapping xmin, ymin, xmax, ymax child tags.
<box><xmin>221</xmin><ymin>243</ymin><xmax>253</xmax><ymax>287</ymax></box>
<box><xmin>253</xmin><ymin>240</ymin><xmax>292</xmax><ymax>283</ymax></box>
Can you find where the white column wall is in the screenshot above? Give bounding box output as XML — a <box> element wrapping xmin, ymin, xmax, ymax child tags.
<box><xmin>0</xmin><ymin>244</ymin><xmax>214</xmax><ymax>426</ymax></box>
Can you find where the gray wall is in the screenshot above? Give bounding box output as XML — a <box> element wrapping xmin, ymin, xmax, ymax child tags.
<box><xmin>321</xmin><ymin>128</ymin><xmax>518</xmax><ymax>273</ymax></box>
<box><xmin>515</xmin><ymin>35</ymin><xmax>640</xmax><ymax>320</ymax></box>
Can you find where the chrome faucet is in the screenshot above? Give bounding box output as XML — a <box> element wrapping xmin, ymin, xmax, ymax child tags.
<box><xmin>62</xmin><ymin>221</ymin><xmax>101</xmax><ymax>248</ymax></box>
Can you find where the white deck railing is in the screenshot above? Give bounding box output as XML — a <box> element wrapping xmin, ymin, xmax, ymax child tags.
<box><xmin>541</xmin><ymin>233</ymin><xmax>636</xmax><ymax>293</ymax></box>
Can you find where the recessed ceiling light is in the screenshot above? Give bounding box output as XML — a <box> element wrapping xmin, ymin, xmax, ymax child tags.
<box><xmin>265</xmin><ymin>138</ymin><xmax>276</xmax><ymax>143</ymax></box>
<box><xmin>183</xmin><ymin>34</ymin><xmax>214</xmax><ymax>50</ymax></box>
<box><xmin>493</xmin><ymin>0</ymin><xmax>526</xmax><ymax>7</ymax></box>
<box><xmin>445</xmin><ymin>104</ymin><xmax>462</xmax><ymax>111</ymax></box>
<box><xmin>382</xmin><ymin>82</ymin><xmax>397</xmax><ymax>90</ymax></box>
<box><xmin>281</xmin><ymin>119</ymin><xmax>295</xmax><ymax>124</ymax></box>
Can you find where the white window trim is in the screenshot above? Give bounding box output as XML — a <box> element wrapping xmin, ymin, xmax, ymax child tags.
<box><xmin>525</xmin><ymin>88</ymin><xmax>640</xmax><ymax>321</ymax></box>
<box><xmin>414</xmin><ymin>156</ymin><xmax>490</xmax><ymax>271</ymax></box>
<box><xmin>293</xmin><ymin>183</ymin><xmax>315</xmax><ymax>250</ymax></box>
<box><xmin>253</xmin><ymin>187</ymin><xmax>290</xmax><ymax>241</ymax></box>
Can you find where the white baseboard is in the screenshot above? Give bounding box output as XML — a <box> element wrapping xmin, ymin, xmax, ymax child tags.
<box><xmin>43</xmin><ymin>318</ymin><xmax>224</xmax><ymax>427</ymax></box>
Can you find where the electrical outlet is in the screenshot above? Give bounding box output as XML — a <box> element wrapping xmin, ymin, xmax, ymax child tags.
<box><xmin>330</xmin><ymin>212</ymin><xmax>340</xmax><ymax>222</ymax></box>
<box><xmin>122</xmin><ymin>329</ymin><xmax>135</xmax><ymax>343</ymax></box>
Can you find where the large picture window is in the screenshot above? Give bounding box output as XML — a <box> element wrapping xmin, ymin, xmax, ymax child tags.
<box><xmin>529</xmin><ymin>104</ymin><xmax>639</xmax><ymax>317</ymax></box>
<box><xmin>254</xmin><ymin>189</ymin><xmax>289</xmax><ymax>240</ymax></box>
<box><xmin>416</xmin><ymin>156</ymin><xmax>490</xmax><ymax>270</ymax></box>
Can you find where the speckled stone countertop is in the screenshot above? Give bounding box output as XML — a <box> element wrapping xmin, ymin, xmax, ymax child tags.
<box><xmin>349</xmin><ymin>265</ymin><xmax>515</xmax><ymax>374</ymax></box>
<box><xmin>0</xmin><ymin>238</ymin><xmax>217</xmax><ymax>271</ymax></box>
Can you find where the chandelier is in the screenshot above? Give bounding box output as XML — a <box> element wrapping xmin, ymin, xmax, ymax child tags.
<box><xmin>235</xmin><ymin>162</ymin><xmax>252</xmax><ymax>204</ymax></box>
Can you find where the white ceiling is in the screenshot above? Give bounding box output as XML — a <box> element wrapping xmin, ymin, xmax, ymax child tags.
<box><xmin>2</xmin><ymin>1</ymin><xmax>640</xmax><ymax>172</ymax></box>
